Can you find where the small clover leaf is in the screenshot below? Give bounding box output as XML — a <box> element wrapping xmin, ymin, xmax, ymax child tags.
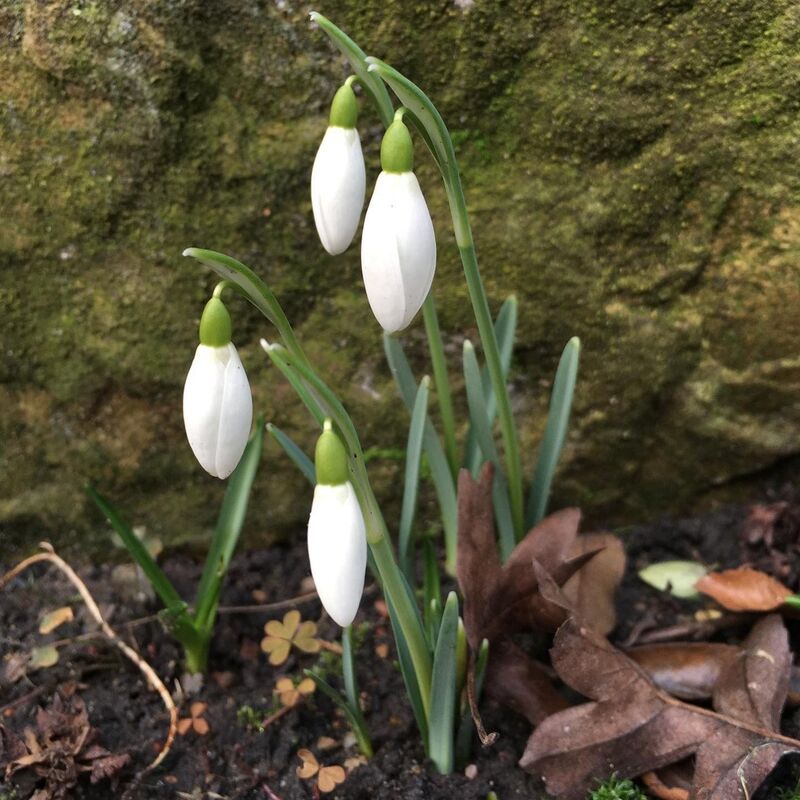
<box><xmin>261</xmin><ymin>610</ymin><xmax>321</xmax><ymax>666</ymax></box>
<box><xmin>275</xmin><ymin>676</ymin><xmax>316</xmax><ymax>708</ymax></box>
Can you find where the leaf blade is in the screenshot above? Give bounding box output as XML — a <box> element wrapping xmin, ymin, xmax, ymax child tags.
<box><xmin>526</xmin><ymin>337</ymin><xmax>581</xmax><ymax>527</ymax></box>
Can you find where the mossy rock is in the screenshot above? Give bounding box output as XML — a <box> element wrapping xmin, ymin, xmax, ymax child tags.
<box><xmin>3</xmin><ymin>0</ymin><xmax>800</xmax><ymax>557</ymax></box>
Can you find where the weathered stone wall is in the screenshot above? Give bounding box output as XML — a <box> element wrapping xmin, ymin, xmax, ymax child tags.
<box><xmin>3</xmin><ymin>0</ymin><xmax>800</xmax><ymax>555</ymax></box>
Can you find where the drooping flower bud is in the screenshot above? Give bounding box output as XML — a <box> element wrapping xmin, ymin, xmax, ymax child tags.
<box><xmin>311</xmin><ymin>80</ymin><xmax>366</xmax><ymax>255</ymax></box>
<box><xmin>183</xmin><ymin>296</ymin><xmax>253</xmax><ymax>479</ymax></box>
<box><xmin>361</xmin><ymin>113</ymin><xmax>436</xmax><ymax>333</ymax></box>
<box><xmin>307</xmin><ymin>420</ymin><xmax>366</xmax><ymax>627</ymax></box>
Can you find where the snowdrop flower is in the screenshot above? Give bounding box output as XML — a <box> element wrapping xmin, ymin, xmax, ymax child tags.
<box><xmin>307</xmin><ymin>420</ymin><xmax>366</xmax><ymax>627</ymax></box>
<box><xmin>361</xmin><ymin>113</ymin><xmax>436</xmax><ymax>333</ymax></box>
<box><xmin>311</xmin><ymin>78</ymin><xmax>366</xmax><ymax>255</ymax></box>
<box><xmin>183</xmin><ymin>295</ymin><xmax>253</xmax><ymax>479</ymax></box>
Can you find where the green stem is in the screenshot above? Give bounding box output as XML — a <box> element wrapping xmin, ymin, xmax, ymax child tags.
<box><xmin>784</xmin><ymin>595</ymin><xmax>800</xmax><ymax>609</ymax></box>
<box><xmin>183</xmin><ymin>637</ymin><xmax>210</xmax><ymax>675</ymax></box>
<box><xmin>457</xmin><ymin>241</ymin><xmax>524</xmax><ymax>539</ymax></box>
<box><xmin>422</xmin><ymin>296</ymin><xmax>458</xmax><ymax>479</ymax></box>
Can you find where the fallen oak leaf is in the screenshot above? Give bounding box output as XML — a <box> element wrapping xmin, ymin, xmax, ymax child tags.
<box><xmin>520</xmin><ymin>618</ymin><xmax>800</xmax><ymax>800</ymax></box>
<box><xmin>696</xmin><ymin>567</ymin><xmax>792</xmax><ymax>612</ymax></box>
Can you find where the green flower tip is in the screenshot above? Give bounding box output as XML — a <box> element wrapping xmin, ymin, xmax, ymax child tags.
<box><xmin>199</xmin><ymin>297</ymin><xmax>232</xmax><ymax>347</ymax></box>
<box><xmin>329</xmin><ymin>82</ymin><xmax>358</xmax><ymax>129</ymax></box>
<box><xmin>315</xmin><ymin>420</ymin><xmax>350</xmax><ymax>485</ymax></box>
<box><xmin>381</xmin><ymin>116</ymin><xmax>414</xmax><ymax>173</ymax></box>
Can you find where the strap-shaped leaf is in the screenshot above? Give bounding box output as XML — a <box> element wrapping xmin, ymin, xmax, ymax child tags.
<box><xmin>526</xmin><ymin>337</ymin><xmax>581</xmax><ymax>527</ymax></box>
<box><xmin>462</xmin><ymin>340</ymin><xmax>516</xmax><ymax>559</ymax></box>
<box><xmin>464</xmin><ymin>296</ymin><xmax>517</xmax><ymax>473</ymax></box>
<box><xmin>429</xmin><ymin>591</ymin><xmax>460</xmax><ymax>774</ymax></box>
<box><xmin>310</xmin><ymin>12</ymin><xmax>394</xmax><ymax>127</ymax></box>
<box><xmin>267</xmin><ymin>423</ymin><xmax>316</xmax><ymax>485</ymax></box>
<box><xmin>194</xmin><ymin>419</ymin><xmax>265</xmax><ymax>632</ymax></box>
<box><xmin>399</xmin><ymin>377</ymin><xmax>430</xmax><ymax>579</ymax></box>
<box><xmin>87</xmin><ymin>486</ymin><xmax>185</xmax><ymax>615</ymax></box>
<box><xmin>384</xmin><ymin>334</ymin><xmax>457</xmax><ymax>573</ymax></box>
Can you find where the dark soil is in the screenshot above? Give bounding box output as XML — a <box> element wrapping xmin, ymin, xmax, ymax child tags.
<box><xmin>3</xmin><ymin>485</ymin><xmax>800</xmax><ymax>800</ymax></box>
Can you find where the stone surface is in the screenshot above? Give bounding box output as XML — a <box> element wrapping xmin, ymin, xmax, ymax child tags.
<box><xmin>3</xmin><ymin>0</ymin><xmax>800</xmax><ymax>555</ymax></box>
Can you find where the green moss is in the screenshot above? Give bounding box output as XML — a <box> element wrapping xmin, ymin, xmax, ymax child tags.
<box><xmin>588</xmin><ymin>776</ymin><xmax>647</xmax><ymax>800</ymax></box>
<box><xmin>4</xmin><ymin>0</ymin><xmax>800</xmax><ymax>554</ymax></box>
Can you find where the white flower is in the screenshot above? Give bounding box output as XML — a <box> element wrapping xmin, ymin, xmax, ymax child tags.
<box><xmin>307</xmin><ymin>480</ymin><xmax>367</xmax><ymax>627</ymax></box>
<box><xmin>360</xmin><ymin>170</ymin><xmax>436</xmax><ymax>333</ymax></box>
<box><xmin>183</xmin><ymin>342</ymin><xmax>253</xmax><ymax>479</ymax></box>
<box><xmin>311</xmin><ymin>127</ymin><xmax>366</xmax><ymax>255</ymax></box>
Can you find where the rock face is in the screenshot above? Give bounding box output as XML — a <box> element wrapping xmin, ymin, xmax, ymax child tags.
<box><xmin>3</xmin><ymin>0</ymin><xmax>800</xmax><ymax>555</ymax></box>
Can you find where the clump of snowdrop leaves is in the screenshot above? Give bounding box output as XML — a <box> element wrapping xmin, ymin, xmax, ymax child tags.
<box><xmin>311</xmin><ymin>78</ymin><xmax>366</xmax><ymax>255</ymax></box>
<box><xmin>307</xmin><ymin>420</ymin><xmax>367</xmax><ymax>626</ymax></box>
<box><xmin>183</xmin><ymin>294</ymin><xmax>253</xmax><ymax>479</ymax></box>
<box><xmin>361</xmin><ymin>112</ymin><xmax>436</xmax><ymax>333</ymax></box>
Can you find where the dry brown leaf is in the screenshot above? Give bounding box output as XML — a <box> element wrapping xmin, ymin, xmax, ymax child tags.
<box><xmin>1</xmin><ymin>691</ymin><xmax>128</xmax><ymax>798</ymax></box>
<box><xmin>520</xmin><ymin>617</ymin><xmax>800</xmax><ymax>800</ymax></box>
<box><xmin>627</xmin><ymin>643</ymin><xmax>740</xmax><ymax>701</ymax></box>
<box><xmin>562</xmin><ymin>533</ymin><xmax>625</xmax><ymax>636</ymax></box>
<box><xmin>711</xmin><ymin>614</ymin><xmax>790</xmax><ymax>729</ymax></box>
<box><xmin>696</xmin><ymin>567</ymin><xmax>792</xmax><ymax>611</ymax></box>
<box><xmin>38</xmin><ymin>607</ymin><xmax>74</xmax><ymax>635</ymax></box>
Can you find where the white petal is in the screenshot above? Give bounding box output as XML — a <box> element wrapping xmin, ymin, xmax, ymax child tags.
<box><xmin>360</xmin><ymin>171</ymin><xmax>436</xmax><ymax>332</ymax></box>
<box><xmin>307</xmin><ymin>482</ymin><xmax>367</xmax><ymax>627</ymax></box>
<box><xmin>311</xmin><ymin>127</ymin><xmax>366</xmax><ymax>255</ymax></box>
<box><xmin>182</xmin><ymin>343</ymin><xmax>253</xmax><ymax>479</ymax></box>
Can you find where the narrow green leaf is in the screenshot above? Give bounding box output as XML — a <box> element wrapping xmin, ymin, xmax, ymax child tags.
<box><xmin>305</xmin><ymin>668</ymin><xmax>373</xmax><ymax>758</ymax></box>
<box><xmin>384</xmin><ymin>334</ymin><xmax>457</xmax><ymax>573</ymax></box>
<box><xmin>310</xmin><ymin>12</ymin><xmax>394</xmax><ymax>128</ymax></box>
<box><xmin>384</xmin><ymin>589</ymin><xmax>429</xmax><ymax>745</ymax></box>
<box><xmin>86</xmin><ymin>486</ymin><xmax>185</xmax><ymax>616</ymax></box>
<box><xmin>526</xmin><ymin>337</ymin><xmax>581</xmax><ymax>527</ymax></box>
<box><xmin>399</xmin><ymin>377</ymin><xmax>430</xmax><ymax>580</ymax></box>
<box><xmin>429</xmin><ymin>592</ymin><xmax>459</xmax><ymax>774</ymax></box>
<box><xmin>194</xmin><ymin>419</ymin><xmax>264</xmax><ymax>632</ymax></box>
<box><xmin>462</xmin><ymin>340</ymin><xmax>516</xmax><ymax>559</ymax></box>
<box><xmin>465</xmin><ymin>296</ymin><xmax>517</xmax><ymax>473</ymax></box>
<box><xmin>267</xmin><ymin>423</ymin><xmax>316</xmax><ymax>485</ymax></box>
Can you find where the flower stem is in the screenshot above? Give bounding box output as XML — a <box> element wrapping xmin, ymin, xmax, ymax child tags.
<box><xmin>422</xmin><ymin>295</ymin><xmax>458</xmax><ymax>480</ymax></box>
<box><xmin>456</xmin><ymin>239</ymin><xmax>524</xmax><ymax>540</ymax></box>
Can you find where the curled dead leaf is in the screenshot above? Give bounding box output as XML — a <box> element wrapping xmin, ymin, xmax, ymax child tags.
<box><xmin>696</xmin><ymin>567</ymin><xmax>792</xmax><ymax>612</ymax></box>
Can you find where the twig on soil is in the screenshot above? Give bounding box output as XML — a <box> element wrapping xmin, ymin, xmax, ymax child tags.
<box><xmin>0</xmin><ymin>542</ymin><xmax>178</xmax><ymax>772</ymax></box>
<box><xmin>261</xmin><ymin>782</ymin><xmax>285</xmax><ymax>800</ymax></box>
<box><xmin>622</xmin><ymin>612</ymin><xmax>748</xmax><ymax>646</ymax></box>
<box><xmin>216</xmin><ymin>590</ymin><xmax>319</xmax><ymax>615</ymax></box>
<box><xmin>641</xmin><ymin>770</ymin><xmax>689</xmax><ymax>800</ymax></box>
